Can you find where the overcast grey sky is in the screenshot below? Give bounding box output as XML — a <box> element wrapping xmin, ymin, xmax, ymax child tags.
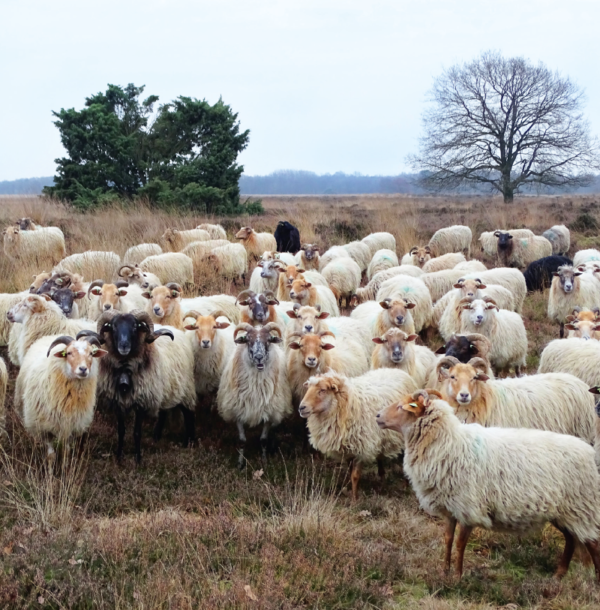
<box><xmin>1</xmin><ymin>0</ymin><xmax>599</xmax><ymax>181</ymax></box>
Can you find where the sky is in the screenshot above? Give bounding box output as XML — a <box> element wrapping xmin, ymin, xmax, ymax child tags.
<box><xmin>1</xmin><ymin>0</ymin><xmax>599</xmax><ymax>181</ymax></box>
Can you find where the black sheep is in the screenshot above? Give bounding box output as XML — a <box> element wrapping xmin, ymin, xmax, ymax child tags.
<box><xmin>274</xmin><ymin>221</ymin><xmax>300</xmax><ymax>254</ymax></box>
<box><xmin>523</xmin><ymin>255</ymin><xmax>573</xmax><ymax>292</ymax></box>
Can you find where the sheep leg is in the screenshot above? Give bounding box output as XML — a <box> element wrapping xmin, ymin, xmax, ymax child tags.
<box><xmin>377</xmin><ymin>457</ymin><xmax>385</xmax><ymax>479</ymax></box>
<box><xmin>351</xmin><ymin>461</ymin><xmax>362</xmax><ymax>502</ymax></box>
<box><xmin>237</xmin><ymin>420</ymin><xmax>247</xmax><ymax>470</ymax></box>
<box><xmin>552</xmin><ymin>523</ymin><xmax>576</xmax><ymax>579</ymax></box>
<box><xmin>133</xmin><ymin>408</ymin><xmax>144</xmax><ymax>466</ymax></box>
<box><xmin>584</xmin><ymin>540</ymin><xmax>600</xmax><ymax>582</ymax></box>
<box><xmin>181</xmin><ymin>406</ymin><xmax>196</xmax><ymax>447</ymax></box>
<box><xmin>560</xmin><ymin>322</ymin><xmax>565</xmax><ymax>338</ymax></box>
<box><xmin>153</xmin><ymin>410</ymin><xmax>167</xmax><ymax>442</ymax></box>
<box><xmin>444</xmin><ymin>516</ymin><xmax>457</xmax><ymax>573</ymax></box>
<box><xmin>260</xmin><ymin>421</ymin><xmax>270</xmax><ymax>460</ymax></box>
<box><xmin>116</xmin><ymin>408</ymin><xmax>126</xmax><ymax>463</ymax></box>
<box><xmin>454</xmin><ymin>524</ymin><xmax>473</xmax><ymax>578</ymax></box>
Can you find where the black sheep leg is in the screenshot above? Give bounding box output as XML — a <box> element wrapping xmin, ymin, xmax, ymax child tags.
<box><xmin>133</xmin><ymin>407</ymin><xmax>144</xmax><ymax>465</ymax></box>
<box><xmin>115</xmin><ymin>406</ymin><xmax>126</xmax><ymax>462</ymax></box>
<box><xmin>181</xmin><ymin>406</ymin><xmax>196</xmax><ymax>447</ymax></box>
<box><xmin>153</xmin><ymin>410</ymin><xmax>168</xmax><ymax>442</ymax></box>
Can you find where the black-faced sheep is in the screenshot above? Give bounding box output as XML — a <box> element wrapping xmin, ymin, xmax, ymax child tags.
<box><xmin>274</xmin><ymin>221</ymin><xmax>301</xmax><ymax>253</ymax></box>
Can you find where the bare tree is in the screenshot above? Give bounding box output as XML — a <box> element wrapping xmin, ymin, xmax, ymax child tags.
<box><xmin>409</xmin><ymin>52</ymin><xmax>600</xmax><ymax>202</ymax></box>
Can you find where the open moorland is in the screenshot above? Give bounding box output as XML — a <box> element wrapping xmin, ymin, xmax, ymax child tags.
<box><xmin>1</xmin><ymin>193</ymin><xmax>600</xmax><ymax>609</ymax></box>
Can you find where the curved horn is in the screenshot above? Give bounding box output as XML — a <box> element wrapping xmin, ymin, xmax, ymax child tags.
<box><xmin>436</xmin><ymin>356</ymin><xmax>460</xmax><ymax>372</ymax></box>
<box><xmin>208</xmin><ymin>309</ymin><xmax>229</xmax><ymax>321</ymax></box>
<box><xmin>319</xmin><ymin>330</ymin><xmax>336</xmax><ymax>339</ymax></box>
<box><xmin>236</xmin><ymin>290</ymin><xmax>256</xmax><ymax>305</ymax></box>
<box><xmin>165</xmin><ymin>282</ymin><xmax>182</xmax><ymax>294</ymax></box>
<box><xmin>96</xmin><ymin>311</ymin><xmax>117</xmax><ymax>330</ymax></box>
<box><xmin>148</xmin><ymin>328</ymin><xmax>175</xmax><ymax>343</ymax></box>
<box><xmin>182</xmin><ymin>309</ymin><xmax>203</xmax><ymax>320</ymax></box>
<box><xmin>118</xmin><ymin>264</ymin><xmax>135</xmax><ymax>277</ymax></box>
<box><xmin>46</xmin><ymin>335</ymin><xmax>74</xmax><ymax>357</ymax></box>
<box><xmin>262</xmin><ymin>322</ymin><xmax>283</xmax><ymax>337</ymax></box>
<box><xmin>88</xmin><ymin>279</ymin><xmax>105</xmax><ymax>295</ymax></box>
<box><xmin>115</xmin><ymin>280</ymin><xmax>129</xmax><ymax>289</ymax></box>
<box><xmin>263</xmin><ymin>290</ymin><xmax>279</xmax><ymax>304</ymax></box>
<box><xmin>467</xmin><ymin>357</ymin><xmax>490</xmax><ymax>375</ymax></box>
<box><xmin>571</xmin><ymin>306</ymin><xmax>583</xmax><ymax>315</ymax></box>
<box><xmin>132</xmin><ymin>310</ymin><xmax>155</xmax><ymax>330</ymax></box>
<box><xmin>76</xmin><ymin>329</ymin><xmax>105</xmax><ymax>346</ymax></box>
<box><xmin>233</xmin><ymin>323</ymin><xmax>255</xmax><ymax>340</ymax></box>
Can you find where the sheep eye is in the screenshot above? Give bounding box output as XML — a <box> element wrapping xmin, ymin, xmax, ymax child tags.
<box><xmin>450</xmin><ymin>375</ymin><xmax>455</xmax><ymax>380</ymax></box>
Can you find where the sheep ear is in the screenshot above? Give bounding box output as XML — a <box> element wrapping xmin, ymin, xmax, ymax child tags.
<box><xmin>478</xmin><ymin>283</ymin><xmax>487</xmax><ymax>289</ymax></box>
<box><xmin>286</xmin><ymin>310</ymin><xmax>298</xmax><ymax>318</ymax></box>
<box><xmin>407</xmin><ymin>334</ymin><xmax>418</xmax><ymax>342</ymax></box>
<box><xmin>435</xmin><ymin>345</ymin><xmax>446</xmax><ymax>354</ymax></box>
<box><xmin>142</xmin><ymin>292</ymin><xmax>152</xmax><ymax>299</ymax></box>
<box><xmin>237</xmin><ymin>299</ymin><xmax>251</xmax><ymax>306</ymax></box>
<box><xmin>171</xmin><ymin>290</ymin><xmax>179</xmax><ymax>298</ymax></box>
<box><xmin>257</xmin><ymin>261</ymin><xmax>264</xmax><ymax>267</ymax></box>
<box><xmin>54</xmin><ymin>349</ymin><xmax>68</xmax><ymax>358</ymax></box>
<box><xmin>404</xmin><ymin>302</ymin><xmax>416</xmax><ymax>310</ymax></box>
<box><xmin>452</xmin><ymin>283</ymin><xmax>463</xmax><ymax>289</ymax></box>
<box><xmin>288</xmin><ymin>342</ymin><xmax>301</xmax><ymax>350</ymax></box>
<box><xmin>215</xmin><ymin>322</ymin><xmax>230</xmax><ymax>330</ymax></box>
<box><xmin>74</xmin><ymin>291</ymin><xmax>86</xmax><ymax>299</ymax></box>
<box><xmin>474</xmin><ymin>373</ymin><xmax>490</xmax><ymax>382</ymax></box>
<box><xmin>566</xmin><ymin>315</ymin><xmax>576</xmax><ymax>322</ymax></box>
<box><xmin>304</xmin><ymin>282</ymin><xmax>312</xmax><ymax>288</ymax></box>
<box><xmin>372</xmin><ymin>337</ymin><xmax>385</xmax><ymax>344</ymax></box>
<box><xmin>92</xmin><ymin>348</ymin><xmax>108</xmax><ymax>358</ymax></box>
<box><xmin>297</xmin><ymin>268</ymin><xmax>306</xmax><ymax>273</ymax></box>
<box><xmin>268</xmin><ymin>335</ymin><xmax>283</xmax><ymax>344</ymax></box>
<box><xmin>574</xmin><ymin>272</ymin><xmax>583</xmax><ymax>277</ymax></box>
<box><xmin>91</xmin><ymin>287</ymin><xmax>102</xmax><ymax>296</ymax></box>
<box><xmin>379</xmin><ymin>299</ymin><xmax>391</xmax><ymax>310</ymax></box>
<box><xmin>321</xmin><ymin>343</ymin><xmax>335</xmax><ymax>350</ymax></box>
<box><xmin>234</xmin><ymin>335</ymin><xmax>248</xmax><ymax>344</ymax></box>
<box><xmin>184</xmin><ymin>324</ymin><xmax>198</xmax><ymax>331</ymax></box>
<box><xmin>265</xmin><ymin>298</ymin><xmax>279</xmax><ymax>306</ymax></box>
<box><xmin>564</xmin><ymin>323</ymin><xmax>577</xmax><ymax>330</ymax></box>
<box><xmin>317</xmin><ymin>312</ymin><xmax>330</xmax><ymax>319</ymax></box>
<box><xmin>590</xmin><ymin>386</ymin><xmax>600</xmax><ymax>395</ymax></box>
<box><xmin>118</xmin><ymin>289</ymin><xmax>128</xmax><ymax>296</ymax></box>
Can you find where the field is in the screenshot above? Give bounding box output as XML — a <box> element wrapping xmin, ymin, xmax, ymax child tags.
<box><xmin>1</xmin><ymin>193</ymin><xmax>600</xmax><ymax>609</ymax></box>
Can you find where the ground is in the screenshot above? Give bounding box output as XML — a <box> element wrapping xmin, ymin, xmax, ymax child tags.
<box><xmin>1</xmin><ymin>193</ymin><xmax>600</xmax><ymax>609</ymax></box>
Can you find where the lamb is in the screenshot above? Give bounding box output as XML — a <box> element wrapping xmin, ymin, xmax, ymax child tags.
<box><xmin>236</xmin><ymin>290</ymin><xmax>289</xmax><ymax>330</ymax></box>
<box><xmin>117</xmin><ymin>264</ymin><xmax>161</xmax><ymax>291</ymax></box>
<box><xmin>139</xmin><ymin>252</ymin><xmax>194</xmax><ymax>287</ymax></box>
<box><xmin>320</xmin><ymin>257</ymin><xmax>362</xmax><ymax>305</ymax></box>
<box><xmin>161</xmin><ymin>228</ymin><xmax>210</xmax><ymax>252</ymax></box>
<box><xmin>350</xmin><ymin>266</ymin><xmax>424</xmax><ymax>305</ymax></box>
<box><xmin>372</xmin><ymin>328</ymin><xmax>437</xmax><ymax>386</ymax></box>
<box><xmin>217</xmin><ymin>323</ymin><xmax>292</xmax><ymax>468</ymax></box>
<box><xmin>318</xmin><ymin>245</ymin><xmax>351</xmax><ymax>270</ymax></box>
<box><xmin>181</xmin><ymin>294</ymin><xmax>240</xmax><ymax>324</ymax></box>
<box><xmin>197</xmin><ymin>223</ymin><xmax>227</xmax><ymax>240</ymax></box>
<box><xmin>123</xmin><ymin>243</ymin><xmax>163</xmax><ymax>265</ymax></box>
<box><xmin>0</xmin><ymin>357</ymin><xmax>7</xmax><ymax>440</ymax></box>
<box><xmin>296</xmin><ymin>244</ymin><xmax>320</xmax><ymax>270</ymax></box>
<box><xmin>548</xmin><ymin>265</ymin><xmax>600</xmax><ymax>337</ymax></box>
<box><xmin>523</xmin><ymin>255</ymin><xmax>573</xmax><ymax>292</ymax></box>
<box><xmin>367</xmin><ymin>249</ymin><xmax>399</xmax><ymax>280</ymax></box>
<box><xmin>376</xmin><ymin>389</ymin><xmax>600</xmax><ymax>580</ymax></box>
<box><xmin>422</xmin><ymin>252</ymin><xmax>466</xmax><ymax>273</ymax></box>
<box><xmin>543</xmin><ymin>225</ymin><xmax>571</xmax><ymax>255</ymax></box>
<box><xmin>7</xmin><ymin>294</ymin><xmax>96</xmax><ymax>367</ymax></box>
<box><xmin>299</xmin><ymin>369</ymin><xmax>417</xmax><ymax>499</ymax></box>
<box><xmin>375</xmin><ymin>275</ymin><xmax>433</xmax><ymax>333</ymax></box>
<box><xmin>13</xmin><ymin>332</ymin><xmax>107</xmax><ymax>458</ymax></box>
<box><xmin>249</xmin><ymin>258</ymin><xmax>286</xmax><ymax>294</ymax></box>
<box><xmin>274</xmin><ymin>221</ymin><xmax>300</xmax><ymax>253</ymax></box>
<box><xmin>351</xmin><ymin>298</ymin><xmax>416</xmax><ymax>338</ymax></box>
<box><xmin>87</xmin><ymin>280</ymin><xmax>147</xmax><ymax>320</ymax></box>
<box><xmin>142</xmin><ymin>283</ymin><xmax>186</xmax><ymax>329</ymax></box>
<box><xmin>287</xmin><ymin>331</ymin><xmax>370</xmax><ymax>401</ymax></box>
<box><xmin>96</xmin><ymin>310</ymin><xmax>196</xmax><ymax>463</ymax></box>
<box><xmin>235</xmin><ymin>226</ymin><xmax>277</xmax><ymax>261</ymax></box>
<box><xmin>55</xmin><ymin>251</ymin><xmax>121</xmax><ymax>281</ymax></box>
<box><xmin>276</xmin><ymin>264</ymin><xmax>328</xmax><ymax>301</ymax></box>
<box><xmin>207</xmin><ymin>243</ymin><xmax>248</xmax><ymax>283</ymax></box>
<box><xmin>495</xmin><ymin>231</ymin><xmax>552</xmax><ymax>268</ymax></box>
<box><xmin>361</xmin><ymin>232</ymin><xmax>396</xmax><ymax>257</ymax></box>
<box><xmin>289</xmin><ymin>277</ymin><xmax>340</xmax><ymax>316</ymax></box>
<box><xmin>565</xmin><ymin>307</ymin><xmax>600</xmax><ymax>340</ymax></box>
<box><xmin>3</xmin><ymin>225</ymin><xmax>66</xmax><ymax>266</ymax></box>
<box><xmin>538</xmin><ymin>337</ymin><xmax>600</xmax><ymax>389</ymax></box>
<box><xmin>458</xmin><ymin>298</ymin><xmax>527</xmax><ymax>375</ymax></box>
<box><xmin>342</xmin><ymin>241</ymin><xmax>372</xmax><ymax>272</ymax></box>
<box><xmin>573</xmin><ymin>249</ymin><xmax>600</xmax><ymax>268</ymax></box>
<box><xmin>183</xmin><ymin>310</ymin><xmax>234</xmax><ymax>396</ymax></box>
<box><xmin>428</xmin><ymin>225</ymin><xmax>472</xmax><ymax>257</ymax></box>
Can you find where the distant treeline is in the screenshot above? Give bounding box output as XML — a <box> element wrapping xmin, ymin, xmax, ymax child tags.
<box><xmin>0</xmin><ymin>176</ymin><xmax>54</xmax><ymax>195</ymax></box>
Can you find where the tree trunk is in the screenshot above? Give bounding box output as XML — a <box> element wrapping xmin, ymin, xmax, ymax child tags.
<box><xmin>502</xmin><ymin>172</ymin><xmax>514</xmax><ymax>203</ymax></box>
<box><xmin>503</xmin><ymin>189</ymin><xmax>514</xmax><ymax>203</ymax></box>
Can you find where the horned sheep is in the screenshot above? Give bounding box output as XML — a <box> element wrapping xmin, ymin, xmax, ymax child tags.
<box><xmin>523</xmin><ymin>255</ymin><xmax>573</xmax><ymax>292</ymax></box>
<box><xmin>565</xmin><ymin>307</ymin><xmax>600</xmax><ymax>340</ymax></box>
<box><xmin>236</xmin><ymin>290</ymin><xmax>290</xmax><ymax>330</ymax></box>
<box><xmin>249</xmin><ymin>258</ymin><xmax>286</xmax><ymax>294</ymax></box>
<box><xmin>87</xmin><ymin>280</ymin><xmax>147</xmax><ymax>320</ymax></box>
<box><xmin>142</xmin><ymin>282</ymin><xmax>186</xmax><ymax>329</ymax></box>
<box><xmin>375</xmin><ymin>275</ymin><xmax>433</xmax><ymax>333</ymax></box>
<box><xmin>181</xmin><ymin>294</ymin><xmax>240</xmax><ymax>324</ymax></box>
<box><xmin>461</xmin><ymin>267</ymin><xmax>526</xmax><ymax>313</ymax></box>
<box><xmin>428</xmin><ymin>225</ymin><xmax>472</xmax><ymax>257</ymax></box>
<box><xmin>296</xmin><ymin>244</ymin><xmax>320</xmax><ymax>270</ymax></box>
<box><xmin>367</xmin><ymin>249</ymin><xmax>399</xmax><ymax>280</ymax></box>
<box><xmin>351</xmin><ymin>298</ymin><xmax>416</xmax><ymax>338</ymax></box>
<box><xmin>139</xmin><ymin>252</ymin><xmax>194</xmax><ymax>287</ymax></box>
<box><xmin>3</xmin><ymin>225</ymin><xmax>66</xmax><ymax>266</ymax></box>
<box><xmin>235</xmin><ymin>227</ymin><xmax>277</xmax><ymax>261</ymax></box>
<box><xmin>117</xmin><ymin>264</ymin><xmax>161</xmax><ymax>292</ymax></box>
<box><xmin>276</xmin><ymin>265</ymin><xmax>328</xmax><ymax>301</ymax></box>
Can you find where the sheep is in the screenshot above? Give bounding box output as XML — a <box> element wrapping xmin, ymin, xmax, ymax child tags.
<box><xmin>342</xmin><ymin>241</ymin><xmax>372</xmax><ymax>272</ymax></box>
<box><xmin>461</xmin><ymin>267</ymin><xmax>527</xmax><ymax>313</ymax></box>
<box><xmin>538</xmin><ymin>337</ymin><xmax>600</xmax><ymax>389</ymax></box>
<box><xmin>372</xmin><ymin>328</ymin><xmax>437</xmax><ymax>386</ymax></box>
<box><xmin>123</xmin><ymin>243</ymin><xmax>163</xmax><ymax>265</ymax></box>
<box><xmin>47</xmin><ymin>286</ymin><xmax>87</xmax><ymax>320</ymax></box>
<box><xmin>318</xmin><ymin>245</ymin><xmax>351</xmax><ymax>270</ymax></box>
<box><xmin>402</xmin><ymin>246</ymin><xmax>430</xmax><ymax>267</ymax></box>
<box><xmin>235</xmin><ymin>226</ymin><xmax>277</xmax><ymax>261</ymax></box>
<box><xmin>272</xmin><ymin>251</ymin><xmax>297</xmax><ymax>266</ymax></box>
<box><xmin>289</xmin><ymin>277</ymin><xmax>340</xmax><ymax>316</ymax></box>
<box><xmin>523</xmin><ymin>255</ymin><xmax>573</xmax><ymax>292</ymax></box>
<box><xmin>207</xmin><ymin>243</ymin><xmax>248</xmax><ymax>283</ymax></box>
<box><xmin>454</xmin><ymin>260</ymin><xmax>487</xmax><ymax>273</ymax></box>
<box><xmin>351</xmin><ymin>298</ymin><xmax>416</xmax><ymax>338</ymax></box>
<box><xmin>276</xmin><ymin>264</ymin><xmax>328</xmax><ymax>301</ymax></box>
<box><xmin>142</xmin><ymin>283</ymin><xmax>186</xmax><ymax>329</ymax></box>
<box><xmin>548</xmin><ymin>265</ymin><xmax>600</xmax><ymax>337</ymax></box>
<box><xmin>422</xmin><ymin>252</ymin><xmax>466</xmax><ymax>273</ymax></box>
<box><xmin>3</xmin><ymin>225</ymin><xmax>66</xmax><ymax>266</ymax></box>
<box><xmin>117</xmin><ymin>264</ymin><xmax>161</xmax><ymax>292</ymax></box>
<box><xmin>420</xmin><ymin>268</ymin><xmax>476</xmax><ymax>303</ymax></box>
<box><xmin>87</xmin><ymin>280</ymin><xmax>147</xmax><ymax>320</ymax></box>
<box><xmin>495</xmin><ymin>231</ymin><xmax>553</xmax><ymax>268</ymax></box>
<box><xmin>197</xmin><ymin>223</ymin><xmax>227</xmax><ymax>240</ymax></box>
<box><xmin>433</xmin><ymin>333</ymin><xmax>493</xmax><ymax>375</ymax></box>
<box><xmin>367</xmin><ymin>249</ymin><xmax>399</xmax><ymax>280</ymax></box>
<box><xmin>33</xmin><ymin>270</ymin><xmax>90</xmax><ymax>319</ymax></box>
<box><xmin>13</xmin><ymin>332</ymin><xmax>107</xmax><ymax>458</ymax></box>
<box><xmin>16</xmin><ymin>217</ymin><xmax>39</xmax><ymax>230</ymax></box>
<box><xmin>428</xmin><ymin>225</ymin><xmax>472</xmax><ymax>257</ymax></box>
<box><xmin>7</xmin><ymin>294</ymin><xmax>96</xmax><ymax>367</ymax></box>
<box><xmin>183</xmin><ymin>310</ymin><xmax>234</xmax><ymax>396</ymax></box>
<box><xmin>543</xmin><ymin>224</ymin><xmax>571</xmax><ymax>255</ymax></box>
<box><xmin>376</xmin><ymin>389</ymin><xmax>600</xmax><ymax>581</ymax></box>
<box><xmin>161</xmin><ymin>228</ymin><xmax>210</xmax><ymax>252</ymax></box>
<box><xmin>320</xmin><ymin>257</ymin><xmax>361</xmax><ymax>306</ymax></box>
<box><xmin>458</xmin><ymin>298</ymin><xmax>527</xmax><ymax>375</ymax></box>
<box><xmin>0</xmin><ymin>291</ymin><xmax>30</xmax><ymax>346</ymax></box>
<box><xmin>181</xmin><ymin>294</ymin><xmax>240</xmax><ymax>324</ymax></box>
<box><xmin>274</xmin><ymin>221</ymin><xmax>300</xmax><ymax>253</ymax></box>
<box><xmin>181</xmin><ymin>239</ymin><xmax>230</xmax><ymax>272</ymax></box>
<box><xmin>437</xmin><ymin>278</ymin><xmax>516</xmax><ymax>340</ymax></box>
<box><xmin>574</xmin><ymin>249</ymin><xmax>600</xmax><ymax>268</ymax></box>
<box><xmin>361</xmin><ymin>232</ymin><xmax>396</xmax><ymax>257</ymax></box>
<box><xmin>299</xmin><ymin>369</ymin><xmax>418</xmax><ymax>499</ymax></box>
<box><xmin>375</xmin><ymin>275</ymin><xmax>433</xmax><ymax>333</ymax></box>
<box><xmin>236</xmin><ymin>290</ymin><xmax>289</xmax><ymax>330</ymax></box>
<box><xmin>350</xmin><ymin>266</ymin><xmax>424</xmax><ymax>306</ymax></box>
<box><xmin>0</xmin><ymin>357</ymin><xmax>7</xmax><ymax>440</ymax></box>
<box><xmin>96</xmin><ymin>310</ymin><xmax>196</xmax><ymax>463</ymax></box>
<box><xmin>478</xmin><ymin>228</ymin><xmax>534</xmax><ymax>257</ymax></box>
<box><xmin>139</xmin><ymin>252</ymin><xmax>194</xmax><ymax>287</ymax></box>
<box><xmin>296</xmin><ymin>244</ymin><xmax>320</xmax><ymax>270</ymax></box>
<box><xmin>565</xmin><ymin>307</ymin><xmax>600</xmax><ymax>340</ymax></box>
<box><xmin>249</xmin><ymin>259</ymin><xmax>286</xmax><ymax>294</ymax></box>
<box><xmin>287</xmin><ymin>331</ymin><xmax>370</xmax><ymax>402</ymax></box>
<box><xmin>55</xmin><ymin>251</ymin><xmax>121</xmax><ymax>281</ymax></box>
<box><xmin>217</xmin><ymin>323</ymin><xmax>292</xmax><ymax>468</ymax></box>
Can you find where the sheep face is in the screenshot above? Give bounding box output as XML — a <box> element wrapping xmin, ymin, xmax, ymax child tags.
<box><xmin>565</xmin><ymin>308</ymin><xmax>600</xmax><ymax>341</ymax></box>
<box><xmin>143</xmin><ymin>283</ymin><xmax>181</xmax><ymax>320</ymax></box>
<box><xmin>51</xmin><ymin>287</ymin><xmax>86</xmax><ymax>317</ymax></box>
<box><xmin>49</xmin><ymin>337</ymin><xmax>107</xmax><ymax>379</ymax></box>
<box><xmin>437</xmin><ymin>358</ymin><xmax>490</xmax><ymax>405</ymax></box>
<box><xmin>233</xmin><ymin>323</ymin><xmax>282</xmax><ymax>371</ymax></box>
<box><xmin>460</xmin><ymin>298</ymin><xmax>497</xmax><ymax>327</ymax></box>
<box><xmin>287</xmin><ymin>305</ymin><xmax>329</xmax><ymax>334</ymax></box>
<box><xmin>35</xmin><ymin>271</ymin><xmax>74</xmax><ymax>295</ymax></box>
<box><xmin>436</xmin><ymin>334</ymin><xmax>491</xmax><ymax>363</ymax></box>
<box><xmin>89</xmin><ymin>281</ymin><xmax>129</xmax><ymax>312</ymax></box>
<box><xmin>289</xmin><ymin>278</ymin><xmax>313</xmax><ymax>304</ymax></box>
<box><xmin>553</xmin><ymin>265</ymin><xmax>581</xmax><ymax>294</ymax></box>
<box><xmin>258</xmin><ymin>259</ymin><xmax>285</xmax><ymax>280</ymax></box>
<box><xmin>184</xmin><ymin>313</ymin><xmax>230</xmax><ymax>349</ymax></box>
<box><xmin>288</xmin><ymin>332</ymin><xmax>335</xmax><ymax>368</ymax></box>
<box><xmin>161</xmin><ymin>229</ymin><xmax>179</xmax><ymax>248</ymax></box>
<box><xmin>16</xmin><ymin>217</ymin><xmax>36</xmax><ymax>230</ymax></box>
<box><xmin>372</xmin><ymin>328</ymin><xmax>418</xmax><ymax>364</ymax></box>
<box><xmin>2</xmin><ymin>226</ymin><xmax>20</xmax><ymax>245</ymax></box>
<box><xmin>298</xmin><ymin>375</ymin><xmax>340</xmax><ymax>418</ymax></box>
<box><xmin>119</xmin><ymin>264</ymin><xmax>151</xmax><ymax>288</ymax></box>
<box><xmin>283</xmin><ymin>265</ymin><xmax>305</xmax><ymax>288</ymax></box>
<box><xmin>495</xmin><ymin>231</ymin><xmax>513</xmax><ymax>252</ymax></box>
<box><xmin>7</xmin><ymin>294</ymin><xmax>52</xmax><ymax>323</ymax></box>
<box><xmin>301</xmin><ymin>244</ymin><xmax>319</xmax><ymax>261</ymax></box>
<box><xmin>410</xmin><ymin>246</ymin><xmax>431</xmax><ymax>267</ymax></box>
<box><xmin>30</xmin><ymin>271</ymin><xmax>51</xmax><ymax>293</ymax></box>
<box><xmin>376</xmin><ymin>391</ymin><xmax>432</xmax><ymax>432</ymax></box>
<box><xmin>453</xmin><ymin>278</ymin><xmax>486</xmax><ymax>298</ymax></box>
<box><xmin>235</xmin><ymin>227</ymin><xmax>253</xmax><ymax>241</ymax></box>
<box><xmin>379</xmin><ymin>298</ymin><xmax>416</xmax><ymax>328</ymax></box>
<box><xmin>237</xmin><ymin>290</ymin><xmax>279</xmax><ymax>324</ymax></box>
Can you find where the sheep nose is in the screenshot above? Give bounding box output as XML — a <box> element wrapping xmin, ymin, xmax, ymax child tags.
<box><xmin>476</xmin><ymin>315</ymin><xmax>483</xmax><ymax>322</ymax></box>
<box><xmin>290</xmin><ymin>292</ymin><xmax>295</xmax><ymax>298</ymax></box>
<box><xmin>153</xmin><ymin>306</ymin><xmax>161</xmax><ymax>314</ymax></box>
<box><xmin>78</xmin><ymin>366</ymin><xmax>88</xmax><ymax>375</ymax></box>
<box><xmin>396</xmin><ymin>315</ymin><xmax>404</xmax><ymax>324</ymax></box>
<box><xmin>305</xmin><ymin>325</ymin><xmax>313</xmax><ymax>332</ymax></box>
<box><xmin>103</xmin><ymin>304</ymin><xmax>111</xmax><ymax>310</ymax></box>
<box><xmin>202</xmin><ymin>340</ymin><xmax>210</xmax><ymax>347</ymax></box>
<box><xmin>307</xmin><ymin>357</ymin><xmax>316</xmax><ymax>364</ymax></box>
<box><xmin>459</xmin><ymin>392</ymin><xmax>470</xmax><ymax>401</ymax></box>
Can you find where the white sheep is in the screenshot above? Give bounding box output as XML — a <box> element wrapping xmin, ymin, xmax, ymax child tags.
<box><xmin>162</xmin><ymin>228</ymin><xmax>210</xmax><ymax>252</ymax></box>
<box><xmin>87</xmin><ymin>280</ymin><xmax>147</xmax><ymax>320</ymax></box>
<box><xmin>342</xmin><ymin>241</ymin><xmax>372</xmax><ymax>272</ymax></box>
<box><xmin>249</xmin><ymin>259</ymin><xmax>286</xmax><ymax>294</ymax></box>
<box><xmin>462</xmin><ymin>267</ymin><xmax>526</xmax><ymax>313</ymax></box>
<box><xmin>3</xmin><ymin>225</ymin><xmax>66</xmax><ymax>266</ymax></box>
<box><xmin>0</xmin><ymin>357</ymin><xmax>7</xmax><ymax>440</ymax></box>
<box><xmin>428</xmin><ymin>225</ymin><xmax>472</xmax><ymax>257</ymax></box>
<box><xmin>56</xmin><ymin>251</ymin><xmax>121</xmax><ymax>281</ymax></box>
<box><xmin>197</xmin><ymin>223</ymin><xmax>227</xmax><ymax>240</ymax></box>
<box><xmin>0</xmin><ymin>291</ymin><xmax>29</xmax><ymax>346</ymax></box>
<box><xmin>318</xmin><ymin>245</ymin><xmax>351</xmax><ymax>270</ymax></box>
<box><xmin>140</xmin><ymin>252</ymin><xmax>194</xmax><ymax>286</ymax></box>
<box><xmin>207</xmin><ymin>243</ymin><xmax>248</xmax><ymax>283</ymax></box>
<box><xmin>123</xmin><ymin>243</ymin><xmax>162</xmax><ymax>265</ymax></box>
<box><xmin>422</xmin><ymin>252</ymin><xmax>466</xmax><ymax>273</ymax></box>
<box><xmin>574</xmin><ymin>249</ymin><xmax>600</xmax><ymax>268</ymax></box>
<box><xmin>351</xmin><ymin>265</ymin><xmax>424</xmax><ymax>305</ymax></box>
<box><xmin>217</xmin><ymin>323</ymin><xmax>292</xmax><ymax>467</ymax></box>
<box><xmin>117</xmin><ymin>264</ymin><xmax>161</xmax><ymax>292</ymax></box>
<box><xmin>420</xmin><ymin>268</ymin><xmax>477</xmax><ymax>303</ymax></box>
<box><xmin>351</xmin><ymin>298</ymin><xmax>416</xmax><ymax>338</ymax></box>
<box><xmin>367</xmin><ymin>249</ymin><xmax>399</xmax><ymax>280</ymax></box>
<box><xmin>361</xmin><ymin>232</ymin><xmax>396</xmax><ymax>257</ymax></box>
<box><xmin>296</xmin><ymin>244</ymin><xmax>320</xmax><ymax>270</ymax></box>
<box><xmin>276</xmin><ymin>264</ymin><xmax>328</xmax><ymax>301</ymax></box>
<box><xmin>181</xmin><ymin>239</ymin><xmax>230</xmax><ymax>273</ymax></box>
<box><xmin>181</xmin><ymin>294</ymin><xmax>240</xmax><ymax>324</ymax></box>
<box><xmin>375</xmin><ymin>275</ymin><xmax>433</xmax><ymax>333</ymax></box>
<box><xmin>478</xmin><ymin>229</ymin><xmax>534</xmax><ymax>258</ymax></box>
<box><xmin>289</xmin><ymin>277</ymin><xmax>340</xmax><ymax>316</ymax></box>
<box><xmin>299</xmin><ymin>368</ymin><xmax>417</xmax><ymax>499</ymax></box>
<box><xmin>458</xmin><ymin>298</ymin><xmax>527</xmax><ymax>375</ymax></box>
<box><xmin>235</xmin><ymin>227</ymin><xmax>277</xmax><ymax>261</ymax></box>
<box><xmin>538</xmin><ymin>337</ymin><xmax>600</xmax><ymax>389</ymax></box>
<box><xmin>543</xmin><ymin>225</ymin><xmax>570</xmax><ymax>256</ymax></box>
<box><xmin>320</xmin><ymin>257</ymin><xmax>362</xmax><ymax>305</ymax></box>
<box><xmin>376</xmin><ymin>390</ymin><xmax>600</xmax><ymax>580</ymax></box>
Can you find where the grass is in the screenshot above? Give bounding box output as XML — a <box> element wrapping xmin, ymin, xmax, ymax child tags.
<box><xmin>1</xmin><ymin>192</ymin><xmax>600</xmax><ymax>608</ymax></box>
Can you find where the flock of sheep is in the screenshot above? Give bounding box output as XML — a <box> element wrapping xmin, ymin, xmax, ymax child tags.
<box><xmin>4</xmin><ymin>216</ymin><xmax>600</xmax><ymax>582</ymax></box>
